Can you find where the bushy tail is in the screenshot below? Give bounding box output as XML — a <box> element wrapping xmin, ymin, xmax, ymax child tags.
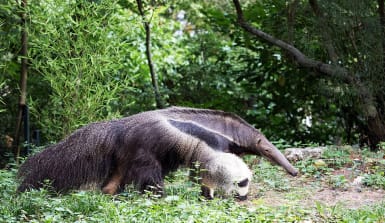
<box><xmin>17</xmin><ymin>142</ymin><xmax>113</xmax><ymax>193</ymax></box>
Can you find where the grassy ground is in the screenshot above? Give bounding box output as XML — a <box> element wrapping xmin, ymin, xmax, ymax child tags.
<box><xmin>0</xmin><ymin>146</ymin><xmax>384</xmax><ymax>222</ymax></box>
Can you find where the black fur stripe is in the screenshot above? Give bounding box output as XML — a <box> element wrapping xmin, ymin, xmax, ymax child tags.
<box><xmin>168</xmin><ymin>119</ymin><xmax>235</xmax><ymax>150</ymax></box>
<box><xmin>166</xmin><ymin>106</ymin><xmax>254</xmax><ymax>128</ymax></box>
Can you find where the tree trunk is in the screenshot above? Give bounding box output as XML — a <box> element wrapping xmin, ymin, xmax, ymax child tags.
<box><xmin>308</xmin><ymin>0</ymin><xmax>339</xmax><ymax>64</ymax></box>
<box><xmin>136</xmin><ymin>0</ymin><xmax>164</xmax><ymax>109</ymax></box>
<box><xmin>14</xmin><ymin>0</ymin><xmax>28</xmax><ymax>160</ymax></box>
<box><xmin>366</xmin><ymin>115</ymin><xmax>385</xmax><ymax>148</ymax></box>
<box><xmin>356</xmin><ymin>0</ymin><xmax>385</xmax><ymax>149</ymax></box>
<box><xmin>378</xmin><ymin>0</ymin><xmax>385</xmax><ymax>71</ymax></box>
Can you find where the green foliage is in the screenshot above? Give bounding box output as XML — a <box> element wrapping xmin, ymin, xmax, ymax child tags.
<box><xmin>295</xmin><ymin>159</ymin><xmax>329</xmax><ymax>177</ymax></box>
<box><xmin>327</xmin><ymin>174</ymin><xmax>349</xmax><ymax>190</ymax></box>
<box><xmin>28</xmin><ymin>0</ymin><xmax>140</xmax><ymax>139</ymax></box>
<box><xmin>363</xmin><ymin>173</ymin><xmax>385</xmax><ymax>189</ymax></box>
<box><xmin>2</xmin><ymin>0</ymin><xmax>385</xmax><ymax>161</ymax></box>
<box><xmin>322</xmin><ymin>146</ymin><xmax>353</xmax><ymax>170</ymax></box>
<box><xmin>1</xmin><ymin>0</ymin><xmax>187</xmax><ymax>143</ymax></box>
<box><xmin>165</xmin><ymin>1</ymin><xmax>344</xmax><ymax>144</ymax></box>
<box><xmin>176</xmin><ymin>0</ymin><xmax>385</xmax><ymax>147</ymax></box>
<box><xmin>0</xmin><ymin>168</ymin><xmax>308</xmax><ymax>223</ymax></box>
<box><xmin>252</xmin><ymin>159</ymin><xmax>291</xmax><ymax>192</ymax></box>
<box><xmin>317</xmin><ymin>146</ymin><xmax>385</xmax><ymax>189</ymax></box>
<box><xmin>335</xmin><ymin>203</ymin><xmax>385</xmax><ymax>223</ymax></box>
<box><xmin>2</xmin><ymin>0</ymin><xmax>377</xmax><ymax>148</ymax></box>
<box><xmin>362</xmin><ymin>158</ymin><xmax>385</xmax><ymax>189</ymax></box>
<box><xmin>0</xmin><ymin>0</ymin><xmax>22</xmax><ymax>137</ymax></box>
<box><xmin>315</xmin><ymin>201</ymin><xmax>385</xmax><ymax>223</ymax></box>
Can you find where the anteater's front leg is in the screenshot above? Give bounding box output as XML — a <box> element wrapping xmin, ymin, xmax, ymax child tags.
<box><xmin>137</xmin><ymin>158</ymin><xmax>164</xmax><ymax>196</ymax></box>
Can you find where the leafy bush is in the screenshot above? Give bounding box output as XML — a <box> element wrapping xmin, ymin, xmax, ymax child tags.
<box><xmin>27</xmin><ymin>1</ymin><xmax>142</xmax><ymax>140</ymax></box>
<box><xmin>363</xmin><ymin>173</ymin><xmax>385</xmax><ymax>189</ymax></box>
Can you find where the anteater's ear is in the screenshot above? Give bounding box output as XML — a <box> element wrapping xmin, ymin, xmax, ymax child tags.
<box><xmin>237</xmin><ymin>178</ymin><xmax>249</xmax><ymax>187</ymax></box>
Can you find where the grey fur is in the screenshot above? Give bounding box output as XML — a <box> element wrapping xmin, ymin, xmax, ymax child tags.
<box><xmin>18</xmin><ymin>106</ymin><xmax>296</xmax><ymax>196</ymax></box>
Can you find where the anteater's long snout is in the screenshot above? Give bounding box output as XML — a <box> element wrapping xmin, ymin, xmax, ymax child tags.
<box><xmin>257</xmin><ymin>138</ymin><xmax>299</xmax><ymax>176</ymax></box>
<box><xmin>291</xmin><ymin>169</ymin><xmax>298</xmax><ymax>176</ymax></box>
<box><xmin>272</xmin><ymin>149</ymin><xmax>298</xmax><ymax>176</ymax></box>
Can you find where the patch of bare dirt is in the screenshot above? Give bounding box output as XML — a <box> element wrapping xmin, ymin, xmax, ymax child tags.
<box><xmin>309</xmin><ymin>187</ymin><xmax>384</xmax><ymax>208</ymax></box>
<box><xmin>245</xmin><ymin>174</ymin><xmax>385</xmax><ymax>209</ymax></box>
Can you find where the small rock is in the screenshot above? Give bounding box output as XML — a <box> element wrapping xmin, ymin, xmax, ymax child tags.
<box><xmin>313</xmin><ymin>159</ymin><xmax>327</xmax><ymax>168</ymax></box>
<box><xmin>284</xmin><ymin>148</ymin><xmax>304</xmax><ymax>162</ymax></box>
<box><xmin>284</xmin><ymin>147</ymin><xmax>327</xmax><ymax>162</ymax></box>
<box><xmin>352</xmin><ymin>176</ymin><xmax>364</xmax><ymax>186</ymax></box>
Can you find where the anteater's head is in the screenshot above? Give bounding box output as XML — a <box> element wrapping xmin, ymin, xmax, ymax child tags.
<box><xmin>201</xmin><ymin>152</ymin><xmax>252</xmax><ymax>201</ymax></box>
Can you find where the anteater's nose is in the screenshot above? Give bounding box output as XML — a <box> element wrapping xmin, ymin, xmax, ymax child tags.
<box><xmin>235</xmin><ymin>194</ymin><xmax>247</xmax><ymax>201</ymax></box>
<box><xmin>290</xmin><ymin>169</ymin><xmax>299</xmax><ymax>176</ymax></box>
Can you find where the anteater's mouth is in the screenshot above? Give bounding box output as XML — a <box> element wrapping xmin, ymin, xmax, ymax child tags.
<box><xmin>235</xmin><ymin>194</ymin><xmax>248</xmax><ymax>201</ymax></box>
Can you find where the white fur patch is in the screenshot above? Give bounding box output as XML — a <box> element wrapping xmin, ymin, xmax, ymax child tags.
<box><xmin>202</xmin><ymin>152</ymin><xmax>252</xmax><ymax>198</ymax></box>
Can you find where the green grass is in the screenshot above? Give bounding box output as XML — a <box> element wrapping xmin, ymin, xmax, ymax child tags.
<box><xmin>1</xmin><ymin>146</ymin><xmax>385</xmax><ymax>222</ymax></box>
<box><xmin>0</xmin><ymin>173</ymin><xmax>304</xmax><ymax>223</ymax></box>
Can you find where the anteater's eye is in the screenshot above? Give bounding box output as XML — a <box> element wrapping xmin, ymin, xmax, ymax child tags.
<box><xmin>237</xmin><ymin>178</ymin><xmax>249</xmax><ymax>187</ymax></box>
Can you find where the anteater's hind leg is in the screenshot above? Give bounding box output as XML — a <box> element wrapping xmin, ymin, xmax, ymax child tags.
<box><xmin>102</xmin><ymin>152</ymin><xmax>165</xmax><ymax>195</ymax></box>
<box><xmin>102</xmin><ymin>165</ymin><xmax>124</xmax><ymax>195</ymax></box>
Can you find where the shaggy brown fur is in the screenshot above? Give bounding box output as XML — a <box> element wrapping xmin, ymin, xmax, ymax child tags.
<box><xmin>17</xmin><ymin>106</ymin><xmax>296</xmax><ymax>194</ymax></box>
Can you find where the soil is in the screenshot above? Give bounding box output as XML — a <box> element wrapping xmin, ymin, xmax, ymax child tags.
<box><xmin>244</xmin><ymin>168</ymin><xmax>385</xmax><ymax>209</ymax></box>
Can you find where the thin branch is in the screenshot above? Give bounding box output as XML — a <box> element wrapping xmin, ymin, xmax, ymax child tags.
<box><xmin>14</xmin><ymin>0</ymin><xmax>28</xmax><ymax>161</ymax></box>
<box><xmin>136</xmin><ymin>0</ymin><xmax>164</xmax><ymax>108</ymax></box>
<box><xmin>378</xmin><ymin>0</ymin><xmax>385</xmax><ymax>71</ymax></box>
